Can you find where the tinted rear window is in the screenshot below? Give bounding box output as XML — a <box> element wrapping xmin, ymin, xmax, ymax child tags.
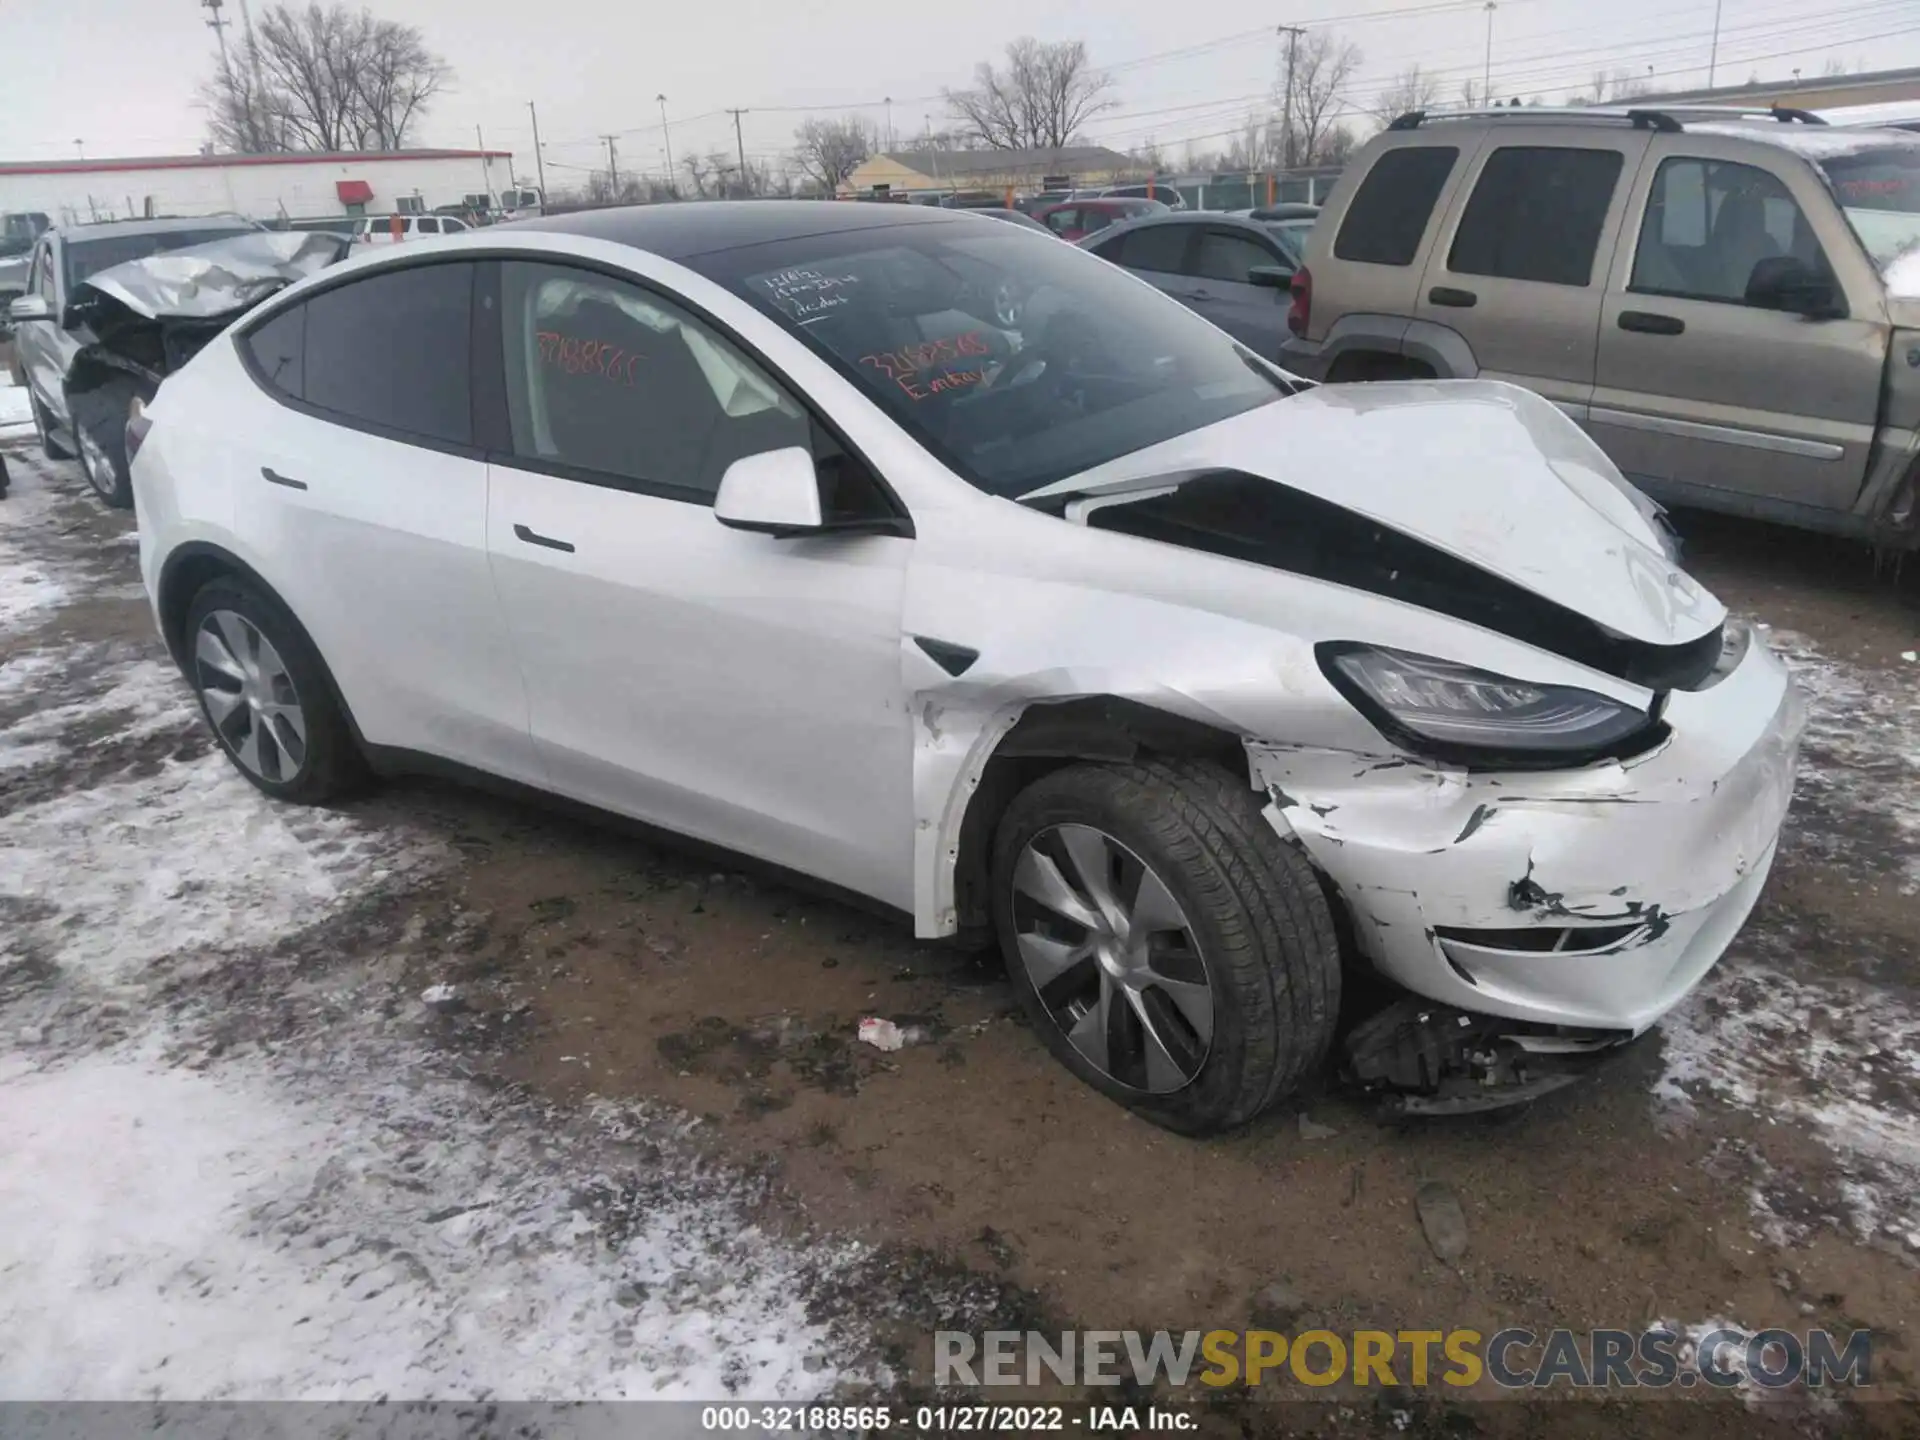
<box><xmin>1334</xmin><ymin>146</ymin><xmax>1457</xmax><ymax>266</ymax></box>
<box><xmin>1111</xmin><ymin>224</ymin><xmax>1190</xmax><ymax>273</ymax></box>
<box><xmin>243</xmin><ymin>304</ymin><xmax>304</xmax><ymax>399</ymax></box>
<box><xmin>1447</xmin><ymin>146</ymin><xmax>1623</xmax><ymax>286</ymax></box>
<box><xmin>298</xmin><ymin>261</ymin><xmax>473</xmax><ymax>445</ymax></box>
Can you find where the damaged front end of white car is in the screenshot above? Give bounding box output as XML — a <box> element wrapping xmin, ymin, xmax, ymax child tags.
<box><xmin>908</xmin><ymin>378</ymin><xmax>1804</xmax><ymax>1122</ymax></box>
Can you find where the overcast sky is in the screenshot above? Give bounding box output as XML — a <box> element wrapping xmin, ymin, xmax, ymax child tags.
<box><xmin>6</xmin><ymin>0</ymin><xmax>1918</xmax><ymax>182</ymax></box>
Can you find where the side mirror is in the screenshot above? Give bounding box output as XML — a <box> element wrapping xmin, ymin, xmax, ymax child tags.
<box><xmin>1249</xmin><ymin>265</ymin><xmax>1295</xmax><ymax>290</ymax></box>
<box><xmin>8</xmin><ymin>294</ymin><xmax>50</xmax><ymax>324</ymax></box>
<box><xmin>713</xmin><ymin>446</ymin><xmax>824</xmax><ymax>536</ymax></box>
<box><xmin>1745</xmin><ymin>256</ymin><xmax>1843</xmax><ymax>318</ymax></box>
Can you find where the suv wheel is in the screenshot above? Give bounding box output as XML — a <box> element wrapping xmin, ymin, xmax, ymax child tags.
<box><xmin>32</xmin><ymin>395</ymin><xmax>72</xmax><ymax>460</ymax></box>
<box><xmin>991</xmin><ymin>758</ymin><xmax>1341</xmax><ymax>1135</ymax></box>
<box><xmin>70</xmin><ymin>379</ymin><xmax>138</xmax><ymax>508</ymax></box>
<box><xmin>184</xmin><ymin>577</ymin><xmax>366</xmax><ymax>803</ymax></box>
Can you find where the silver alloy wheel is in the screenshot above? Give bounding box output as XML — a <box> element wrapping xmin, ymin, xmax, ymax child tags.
<box><xmin>1010</xmin><ymin>823</ymin><xmax>1213</xmax><ymax>1093</ymax></box>
<box><xmin>77</xmin><ymin>429</ymin><xmax>115</xmax><ymax>499</ymax></box>
<box><xmin>194</xmin><ymin>609</ymin><xmax>308</xmax><ymax>782</ymax></box>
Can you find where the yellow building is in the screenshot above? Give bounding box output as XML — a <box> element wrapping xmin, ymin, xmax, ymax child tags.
<box><xmin>841</xmin><ymin>145</ymin><xmax>1139</xmax><ymax>200</ymax></box>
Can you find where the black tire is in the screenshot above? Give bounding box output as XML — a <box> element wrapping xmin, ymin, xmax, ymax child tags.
<box><xmin>183</xmin><ymin>576</ymin><xmax>367</xmax><ymax>804</ymax></box>
<box><xmin>991</xmin><ymin>758</ymin><xmax>1341</xmax><ymax>1135</ymax></box>
<box><xmin>69</xmin><ymin>378</ymin><xmax>140</xmax><ymax>509</ymax></box>
<box><xmin>32</xmin><ymin>395</ymin><xmax>72</xmax><ymax>460</ymax></box>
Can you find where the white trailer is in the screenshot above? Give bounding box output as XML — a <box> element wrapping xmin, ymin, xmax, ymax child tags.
<box><xmin>0</xmin><ymin>149</ymin><xmax>516</xmax><ymax>228</ymax></box>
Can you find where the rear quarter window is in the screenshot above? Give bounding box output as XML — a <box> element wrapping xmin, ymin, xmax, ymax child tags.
<box><xmin>1333</xmin><ymin>146</ymin><xmax>1459</xmax><ymax>266</ymax></box>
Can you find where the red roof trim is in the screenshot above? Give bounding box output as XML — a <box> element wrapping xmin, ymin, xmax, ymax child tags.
<box><xmin>0</xmin><ymin>149</ymin><xmax>510</xmax><ymax>178</ymax></box>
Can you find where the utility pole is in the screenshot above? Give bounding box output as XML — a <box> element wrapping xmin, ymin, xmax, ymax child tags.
<box><xmin>1482</xmin><ymin>2</ymin><xmax>1497</xmax><ymax>106</ymax></box>
<box><xmin>657</xmin><ymin>95</ymin><xmax>674</xmax><ymax>189</ymax></box>
<box><xmin>883</xmin><ymin>96</ymin><xmax>894</xmax><ymax>150</ymax></box>
<box><xmin>1276</xmin><ymin>25</ymin><xmax>1305</xmax><ymax>171</ymax></box>
<box><xmin>727</xmin><ymin>109</ymin><xmax>749</xmax><ymax>197</ymax></box>
<box><xmin>202</xmin><ymin>0</ymin><xmax>231</xmax><ymax>73</ymax></box>
<box><xmin>528</xmin><ymin>101</ymin><xmax>547</xmax><ymax>198</ymax></box>
<box><xmin>1707</xmin><ymin>0</ymin><xmax>1724</xmax><ymax>88</ymax></box>
<box><xmin>601</xmin><ymin>134</ymin><xmax>619</xmax><ymax>195</ymax></box>
<box><xmin>476</xmin><ymin>124</ymin><xmax>490</xmax><ymax>196</ymax></box>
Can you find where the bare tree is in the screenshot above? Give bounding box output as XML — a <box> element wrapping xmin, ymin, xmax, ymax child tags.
<box><xmin>944</xmin><ymin>38</ymin><xmax>1115</xmax><ymax>151</ymax></box>
<box><xmin>199</xmin><ymin>3</ymin><xmax>449</xmax><ymax>153</ymax></box>
<box><xmin>1369</xmin><ymin>64</ymin><xmax>1439</xmax><ymax>127</ymax></box>
<box><xmin>351</xmin><ymin>14</ymin><xmax>450</xmax><ymax>148</ymax></box>
<box><xmin>680</xmin><ymin>153</ymin><xmax>716</xmax><ymax>198</ymax></box>
<box><xmin>791</xmin><ymin>115</ymin><xmax>874</xmax><ymax>195</ymax></box>
<box><xmin>1281</xmin><ymin>31</ymin><xmax>1361</xmax><ymax>167</ymax></box>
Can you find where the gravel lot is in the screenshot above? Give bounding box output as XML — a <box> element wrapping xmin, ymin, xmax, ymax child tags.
<box><xmin>1</xmin><ymin>419</ymin><xmax>1917</xmax><ymax>1435</ymax></box>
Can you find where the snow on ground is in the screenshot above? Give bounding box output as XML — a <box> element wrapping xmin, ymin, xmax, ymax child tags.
<box><xmin>1655</xmin><ymin>627</ymin><xmax>1920</xmax><ymax>1243</ymax></box>
<box><xmin>0</xmin><ymin>382</ymin><xmax>32</xmax><ymax>431</ymax></box>
<box><xmin>0</xmin><ymin>444</ymin><xmax>869</xmax><ymax>1402</ymax></box>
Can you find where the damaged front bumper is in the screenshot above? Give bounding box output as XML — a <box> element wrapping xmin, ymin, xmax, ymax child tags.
<box><xmin>1249</xmin><ymin>629</ymin><xmax>1805</xmax><ymax>1034</ymax></box>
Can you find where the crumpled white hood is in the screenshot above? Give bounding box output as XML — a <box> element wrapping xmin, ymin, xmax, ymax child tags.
<box><xmin>1024</xmin><ymin>379</ymin><xmax>1725</xmax><ymax>648</ymax></box>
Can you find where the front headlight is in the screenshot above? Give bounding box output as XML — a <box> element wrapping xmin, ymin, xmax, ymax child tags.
<box><xmin>1318</xmin><ymin>644</ymin><xmax>1660</xmax><ymax>767</ymax></box>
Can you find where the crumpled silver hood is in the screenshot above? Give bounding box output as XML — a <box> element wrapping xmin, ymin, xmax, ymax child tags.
<box><xmin>78</xmin><ymin>231</ymin><xmax>347</xmax><ymax>321</ymax></box>
<box><xmin>1023</xmin><ymin>378</ymin><xmax>1724</xmax><ymax>648</ymax></box>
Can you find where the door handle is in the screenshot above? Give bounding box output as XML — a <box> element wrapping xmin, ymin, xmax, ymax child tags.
<box><xmin>1618</xmin><ymin>310</ymin><xmax>1685</xmax><ymax>335</ymax></box>
<box><xmin>1428</xmin><ymin>286</ymin><xmax>1477</xmax><ymax>308</ymax></box>
<box><xmin>261</xmin><ymin>466</ymin><xmax>307</xmax><ymax>490</ymax></box>
<box><xmin>513</xmin><ymin>522</ymin><xmax>575</xmax><ymax>554</ymax></box>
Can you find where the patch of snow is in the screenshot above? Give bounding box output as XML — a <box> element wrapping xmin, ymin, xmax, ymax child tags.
<box><xmin>0</xmin><ymin>753</ymin><xmax>435</xmax><ymax>984</ymax></box>
<box><xmin>0</xmin><ymin>383</ymin><xmax>31</xmax><ymax>429</ymax></box>
<box><xmin>1657</xmin><ymin>633</ymin><xmax>1920</xmax><ymax>1242</ymax></box>
<box><xmin>0</xmin><ymin>1044</ymin><xmax>849</xmax><ymax>1400</ymax></box>
<box><xmin>0</xmin><ymin>650</ymin><xmax>190</xmax><ymax>767</ymax></box>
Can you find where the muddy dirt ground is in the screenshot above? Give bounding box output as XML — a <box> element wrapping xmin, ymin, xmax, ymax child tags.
<box><xmin>3</xmin><ymin>434</ymin><xmax>1918</xmax><ymax>1436</ymax></box>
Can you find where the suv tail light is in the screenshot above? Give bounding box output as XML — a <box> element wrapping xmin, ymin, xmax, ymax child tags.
<box><xmin>125</xmin><ymin>396</ymin><xmax>152</xmax><ymax>465</ymax></box>
<box><xmin>1287</xmin><ymin>266</ymin><xmax>1312</xmax><ymax>337</ymax></box>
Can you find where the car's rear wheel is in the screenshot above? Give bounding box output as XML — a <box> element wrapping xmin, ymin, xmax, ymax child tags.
<box><xmin>32</xmin><ymin>395</ymin><xmax>72</xmax><ymax>460</ymax></box>
<box><xmin>184</xmin><ymin>577</ymin><xmax>364</xmax><ymax>803</ymax></box>
<box><xmin>70</xmin><ymin>379</ymin><xmax>138</xmax><ymax>509</ymax></box>
<box><xmin>991</xmin><ymin>758</ymin><xmax>1341</xmax><ymax>1135</ymax></box>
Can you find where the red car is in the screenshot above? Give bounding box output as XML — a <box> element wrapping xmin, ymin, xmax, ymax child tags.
<box><xmin>1032</xmin><ymin>197</ymin><xmax>1168</xmax><ymax>241</ymax></box>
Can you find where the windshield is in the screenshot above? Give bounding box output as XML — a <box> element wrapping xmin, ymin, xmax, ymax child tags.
<box><xmin>66</xmin><ymin>227</ymin><xmax>256</xmax><ymax>289</ymax></box>
<box><xmin>1263</xmin><ymin>221</ymin><xmax>1310</xmax><ymax>265</ymax></box>
<box><xmin>1819</xmin><ymin>145</ymin><xmax>1920</xmax><ymax>287</ymax></box>
<box><xmin>694</xmin><ymin>220</ymin><xmax>1290</xmax><ymax>496</ymax></box>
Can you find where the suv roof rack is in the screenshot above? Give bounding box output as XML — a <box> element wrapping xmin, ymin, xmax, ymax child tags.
<box><xmin>1386</xmin><ymin>103</ymin><xmax>1829</xmax><ymax>134</ymax></box>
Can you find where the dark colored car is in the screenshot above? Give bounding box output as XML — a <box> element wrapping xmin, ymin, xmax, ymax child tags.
<box><xmin>1032</xmin><ymin>198</ymin><xmax>1168</xmax><ymax>241</ymax></box>
<box><xmin>1081</xmin><ymin>212</ymin><xmax>1299</xmax><ymax>358</ymax></box>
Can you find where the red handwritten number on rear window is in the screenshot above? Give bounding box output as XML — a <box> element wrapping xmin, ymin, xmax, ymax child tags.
<box><xmin>536</xmin><ymin>330</ymin><xmax>639</xmax><ymax>386</ymax></box>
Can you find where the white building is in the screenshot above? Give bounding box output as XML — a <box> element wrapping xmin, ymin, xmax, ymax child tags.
<box><xmin>0</xmin><ymin>149</ymin><xmax>517</xmax><ymax>226</ymax></box>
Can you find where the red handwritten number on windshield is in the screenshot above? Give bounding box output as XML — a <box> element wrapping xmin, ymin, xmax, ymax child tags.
<box><xmin>858</xmin><ymin>331</ymin><xmax>990</xmax><ymax>399</ymax></box>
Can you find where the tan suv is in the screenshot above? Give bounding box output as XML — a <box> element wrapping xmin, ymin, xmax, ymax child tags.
<box><xmin>1279</xmin><ymin>107</ymin><xmax>1920</xmax><ymax>546</ymax></box>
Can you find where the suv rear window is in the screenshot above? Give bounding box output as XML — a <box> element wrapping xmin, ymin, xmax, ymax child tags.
<box><xmin>1447</xmin><ymin>146</ymin><xmax>1623</xmax><ymax>286</ymax></box>
<box><xmin>1333</xmin><ymin>146</ymin><xmax>1457</xmax><ymax>266</ymax></box>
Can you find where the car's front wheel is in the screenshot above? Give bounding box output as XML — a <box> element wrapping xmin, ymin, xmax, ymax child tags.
<box><xmin>70</xmin><ymin>379</ymin><xmax>139</xmax><ymax>508</ymax></box>
<box><xmin>184</xmin><ymin>577</ymin><xmax>365</xmax><ymax>803</ymax></box>
<box><xmin>991</xmin><ymin>758</ymin><xmax>1341</xmax><ymax>1135</ymax></box>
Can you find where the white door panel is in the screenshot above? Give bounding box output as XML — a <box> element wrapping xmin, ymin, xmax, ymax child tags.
<box><xmin>230</xmin><ymin>400</ymin><xmax>539</xmax><ymax>782</ymax></box>
<box><xmin>486</xmin><ymin>463</ymin><xmax>916</xmax><ymax>909</ymax></box>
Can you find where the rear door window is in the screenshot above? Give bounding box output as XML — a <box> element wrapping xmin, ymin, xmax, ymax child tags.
<box><xmin>417</xmin><ymin>217</ymin><xmax>442</xmax><ymax>235</ymax></box>
<box><xmin>1194</xmin><ymin>228</ymin><xmax>1280</xmax><ymax>284</ymax></box>
<box><xmin>1447</xmin><ymin>146</ymin><xmax>1624</xmax><ymax>286</ymax></box>
<box><xmin>295</xmin><ymin>261</ymin><xmax>474</xmax><ymax>445</ymax></box>
<box><xmin>1112</xmin><ymin>224</ymin><xmax>1191</xmax><ymax>274</ymax></box>
<box><xmin>1334</xmin><ymin>146</ymin><xmax>1458</xmax><ymax>266</ymax></box>
<box><xmin>242</xmin><ymin>304</ymin><xmax>305</xmax><ymax>399</ymax></box>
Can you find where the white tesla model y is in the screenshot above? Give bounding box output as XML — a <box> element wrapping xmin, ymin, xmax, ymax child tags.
<box><xmin>131</xmin><ymin>202</ymin><xmax>1804</xmax><ymax>1133</ymax></box>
